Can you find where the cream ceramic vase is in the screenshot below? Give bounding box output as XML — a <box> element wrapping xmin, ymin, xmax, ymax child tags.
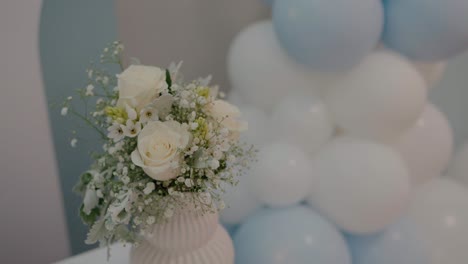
<box><xmin>130</xmin><ymin>206</ymin><xmax>234</xmax><ymax>264</ymax></box>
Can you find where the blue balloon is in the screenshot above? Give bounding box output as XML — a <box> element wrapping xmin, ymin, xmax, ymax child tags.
<box><xmin>234</xmin><ymin>206</ymin><xmax>351</xmax><ymax>264</ymax></box>
<box><xmin>346</xmin><ymin>218</ymin><xmax>430</xmax><ymax>264</ymax></box>
<box><xmin>272</xmin><ymin>0</ymin><xmax>383</xmax><ymax>70</ymax></box>
<box><xmin>222</xmin><ymin>223</ymin><xmax>239</xmax><ymax>237</ymax></box>
<box><xmin>383</xmin><ymin>0</ymin><xmax>468</xmax><ymax>61</ymax></box>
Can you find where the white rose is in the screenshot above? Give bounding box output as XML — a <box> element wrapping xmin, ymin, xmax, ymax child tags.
<box><xmin>117</xmin><ymin>65</ymin><xmax>168</xmax><ymax>111</ymax></box>
<box><xmin>206</xmin><ymin>100</ymin><xmax>248</xmax><ymax>139</ymax></box>
<box><xmin>131</xmin><ymin>121</ymin><xmax>191</xmax><ymax>181</ymax></box>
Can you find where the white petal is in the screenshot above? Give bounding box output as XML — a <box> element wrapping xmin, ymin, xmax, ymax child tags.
<box><xmin>125</xmin><ymin>104</ymin><xmax>137</xmax><ymax>120</ymax></box>
<box><xmin>131</xmin><ymin>150</ymin><xmax>145</xmax><ymax>167</ymax></box>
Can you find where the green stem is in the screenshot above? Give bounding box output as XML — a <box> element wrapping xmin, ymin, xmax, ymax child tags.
<box><xmin>70</xmin><ymin>109</ymin><xmax>107</xmax><ymax>140</ymax></box>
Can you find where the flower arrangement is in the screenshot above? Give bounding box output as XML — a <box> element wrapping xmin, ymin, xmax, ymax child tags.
<box><xmin>62</xmin><ymin>42</ymin><xmax>255</xmax><ymax>247</ymax></box>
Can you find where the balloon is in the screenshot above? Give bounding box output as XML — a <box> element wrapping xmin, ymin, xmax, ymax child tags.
<box><xmin>383</xmin><ymin>0</ymin><xmax>468</xmax><ymax>61</ymax></box>
<box><xmin>234</xmin><ymin>206</ymin><xmax>351</xmax><ymax>264</ymax></box>
<box><xmin>249</xmin><ymin>143</ymin><xmax>313</xmax><ymax>207</ymax></box>
<box><xmin>407</xmin><ymin>178</ymin><xmax>468</xmax><ymax>263</ymax></box>
<box><xmin>393</xmin><ymin>104</ymin><xmax>453</xmax><ymax>186</ymax></box>
<box><xmin>227</xmin><ymin>21</ymin><xmax>322</xmax><ymax>111</ymax></box>
<box><xmin>222</xmin><ymin>223</ymin><xmax>239</xmax><ymax>238</ymax></box>
<box><xmin>270</xmin><ymin>95</ymin><xmax>334</xmax><ymax>155</ymax></box>
<box><xmin>413</xmin><ymin>61</ymin><xmax>447</xmax><ymax>89</ymax></box>
<box><xmin>324</xmin><ymin>50</ymin><xmax>427</xmax><ymax>142</ymax></box>
<box><xmin>239</xmin><ymin>105</ymin><xmax>272</xmax><ymax>148</ymax></box>
<box><xmin>272</xmin><ymin>0</ymin><xmax>383</xmax><ymax>70</ymax></box>
<box><xmin>307</xmin><ymin>137</ymin><xmax>411</xmax><ymax>234</ymax></box>
<box><xmin>346</xmin><ymin>218</ymin><xmax>430</xmax><ymax>264</ymax></box>
<box><xmin>448</xmin><ymin>141</ymin><xmax>468</xmax><ymax>187</ymax></box>
<box><xmin>220</xmin><ymin>174</ymin><xmax>263</xmax><ymax>225</ymax></box>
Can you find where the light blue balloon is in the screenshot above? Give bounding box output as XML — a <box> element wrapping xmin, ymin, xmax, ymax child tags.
<box><xmin>346</xmin><ymin>218</ymin><xmax>430</xmax><ymax>264</ymax></box>
<box><xmin>222</xmin><ymin>223</ymin><xmax>239</xmax><ymax>237</ymax></box>
<box><xmin>272</xmin><ymin>0</ymin><xmax>383</xmax><ymax>70</ymax></box>
<box><xmin>383</xmin><ymin>0</ymin><xmax>468</xmax><ymax>61</ymax></box>
<box><xmin>234</xmin><ymin>206</ymin><xmax>351</xmax><ymax>264</ymax></box>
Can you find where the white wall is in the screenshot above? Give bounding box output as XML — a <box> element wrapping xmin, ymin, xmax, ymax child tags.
<box><xmin>0</xmin><ymin>1</ymin><xmax>70</xmax><ymax>263</ymax></box>
<box><xmin>116</xmin><ymin>0</ymin><xmax>270</xmax><ymax>90</ymax></box>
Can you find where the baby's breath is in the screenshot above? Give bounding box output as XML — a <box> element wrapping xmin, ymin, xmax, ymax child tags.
<box><xmin>67</xmin><ymin>42</ymin><xmax>255</xmax><ymax>247</ymax></box>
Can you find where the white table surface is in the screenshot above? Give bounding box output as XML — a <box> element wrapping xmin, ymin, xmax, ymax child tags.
<box><xmin>53</xmin><ymin>244</ymin><xmax>130</xmax><ymax>264</ymax></box>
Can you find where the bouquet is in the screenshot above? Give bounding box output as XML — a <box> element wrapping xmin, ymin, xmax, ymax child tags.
<box><xmin>61</xmin><ymin>42</ymin><xmax>255</xmax><ymax>247</ymax></box>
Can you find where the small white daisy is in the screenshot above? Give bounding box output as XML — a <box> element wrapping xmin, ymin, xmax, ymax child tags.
<box><xmin>107</xmin><ymin>122</ymin><xmax>125</xmax><ymax>142</ymax></box>
<box><xmin>85</xmin><ymin>84</ymin><xmax>94</xmax><ymax>96</ymax></box>
<box><xmin>139</xmin><ymin>107</ymin><xmax>158</xmax><ymax>123</ymax></box>
<box><xmin>121</xmin><ymin>120</ymin><xmax>141</xmax><ymax>138</ymax></box>
<box><xmin>143</xmin><ymin>182</ymin><xmax>155</xmax><ymax>195</ymax></box>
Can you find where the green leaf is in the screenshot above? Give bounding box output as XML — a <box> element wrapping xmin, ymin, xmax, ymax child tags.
<box><xmin>165</xmin><ymin>69</ymin><xmax>172</xmax><ymax>93</ymax></box>
<box><xmin>79</xmin><ymin>204</ymin><xmax>100</xmax><ymax>226</ymax></box>
<box><xmin>85</xmin><ymin>217</ymin><xmax>107</xmax><ymax>245</ymax></box>
<box><xmin>73</xmin><ymin>172</ymin><xmax>94</xmax><ymax>194</ymax></box>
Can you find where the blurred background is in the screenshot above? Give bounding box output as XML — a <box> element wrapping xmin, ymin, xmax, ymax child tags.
<box><xmin>2</xmin><ymin>0</ymin><xmax>468</xmax><ymax>263</ymax></box>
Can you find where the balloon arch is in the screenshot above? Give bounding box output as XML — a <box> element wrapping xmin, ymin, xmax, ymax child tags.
<box><xmin>221</xmin><ymin>1</ymin><xmax>468</xmax><ymax>263</ymax></box>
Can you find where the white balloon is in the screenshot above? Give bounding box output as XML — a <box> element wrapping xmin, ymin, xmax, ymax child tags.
<box><xmin>413</xmin><ymin>61</ymin><xmax>447</xmax><ymax>89</ymax></box>
<box><xmin>325</xmin><ymin>50</ymin><xmax>427</xmax><ymax>142</ymax></box>
<box><xmin>307</xmin><ymin>137</ymin><xmax>411</xmax><ymax>234</ymax></box>
<box><xmin>447</xmin><ymin>141</ymin><xmax>468</xmax><ymax>187</ymax></box>
<box><xmin>220</xmin><ymin>174</ymin><xmax>263</xmax><ymax>225</ymax></box>
<box><xmin>271</xmin><ymin>95</ymin><xmax>334</xmax><ymax>155</ymax></box>
<box><xmin>227</xmin><ymin>21</ymin><xmax>323</xmax><ymax>112</ymax></box>
<box><xmin>239</xmin><ymin>106</ymin><xmax>272</xmax><ymax>148</ymax></box>
<box><xmin>249</xmin><ymin>143</ymin><xmax>313</xmax><ymax>207</ymax></box>
<box><xmin>393</xmin><ymin>104</ymin><xmax>453</xmax><ymax>186</ymax></box>
<box><xmin>408</xmin><ymin>178</ymin><xmax>468</xmax><ymax>264</ymax></box>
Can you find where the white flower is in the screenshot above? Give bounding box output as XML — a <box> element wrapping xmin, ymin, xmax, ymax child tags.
<box><xmin>190</xmin><ymin>122</ymin><xmax>199</xmax><ymax>130</ymax></box>
<box><xmin>146</xmin><ymin>216</ymin><xmax>155</xmax><ymax>225</ymax></box>
<box><xmin>131</xmin><ymin>121</ymin><xmax>191</xmax><ymax>181</ymax></box>
<box><xmin>85</xmin><ymin>84</ymin><xmax>94</xmax><ymax>96</ymax></box>
<box><xmin>108</xmin><ymin>190</ymin><xmax>133</xmax><ymax>224</ymax></box>
<box><xmin>205</xmin><ymin>100</ymin><xmax>248</xmax><ymax>140</ymax></box>
<box><xmin>139</xmin><ymin>106</ymin><xmax>158</xmax><ymax>123</ymax></box>
<box><xmin>184</xmin><ymin>179</ymin><xmax>193</xmax><ymax>188</ymax></box>
<box><xmin>121</xmin><ymin>120</ymin><xmax>141</xmax><ymax>138</ymax></box>
<box><xmin>168</xmin><ymin>61</ymin><xmax>183</xmax><ymax>81</ymax></box>
<box><xmin>125</xmin><ymin>104</ymin><xmax>137</xmax><ymax>121</ymax></box>
<box><xmin>209</xmin><ymin>159</ymin><xmax>220</xmax><ymax>170</ymax></box>
<box><xmin>107</xmin><ymin>122</ymin><xmax>125</xmax><ymax>142</ymax></box>
<box><xmin>227</xmin><ymin>155</ymin><xmax>236</xmax><ymax>164</ymax></box>
<box><xmin>116</xmin><ymin>65</ymin><xmax>168</xmax><ymax>111</ymax></box>
<box><xmin>70</xmin><ymin>138</ymin><xmax>78</xmax><ymax>148</ymax></box>
<box><xmin>61</xmin><ymin>107</ymin><xmax>68</xmax><ymax>116</ymax></box>
<box><xmin>122</xmin><ymin>176</ymin><xmax>130</xmax><ymax>185</ymax></box>
<box><xmin>83</xmin><ymin>186</ymin><xmax>98</xmax><ymax>214</ymax></box>
<box><xmin>143</xmin><ymin>182</ymin><xmax>155</xmax><ymax>195</ymax></box>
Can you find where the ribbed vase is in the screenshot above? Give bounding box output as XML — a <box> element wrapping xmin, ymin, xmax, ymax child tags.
<box><xmin>130</xmin><ymin>206</ymin><xmax>234</xmax><ymax>264</ymax></box>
